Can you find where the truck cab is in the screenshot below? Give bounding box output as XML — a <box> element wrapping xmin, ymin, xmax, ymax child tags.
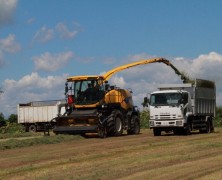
<box><xmin>149</xmin><ymin>88</ymin><xmax>192</xmax><ymax>135</ymax></box>
<box><xmin>148</xmin><ymin>80</ymin><xmax>215</xmax><ymax>136</ymax></box>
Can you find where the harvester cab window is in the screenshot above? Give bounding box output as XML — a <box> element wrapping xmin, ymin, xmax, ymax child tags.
<box><xmin>72</xmin><ymin>80</ymin><xmax>105</xmax><ymax>105</ymax></box>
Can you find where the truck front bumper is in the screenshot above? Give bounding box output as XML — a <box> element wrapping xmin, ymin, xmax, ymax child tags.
<box><xmin>149</xmin><ymin>119</ymin><xmax>184</xmax><ymax>128</ymax></box>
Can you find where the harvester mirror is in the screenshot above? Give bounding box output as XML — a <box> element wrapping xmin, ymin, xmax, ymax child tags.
<box><xmin>104</xmin><ymin>81</ymin><xmax>110</xmax><ymax>91</ymax></box>
<box><xmin>65</xmin><ymin>82</ymin><xmax>68</xmax><ymax>95</ymax></box>
<box><xmin>105</xmin><ymin>83</ymin><xmax>110</xmax><ymax>91</ymax></box>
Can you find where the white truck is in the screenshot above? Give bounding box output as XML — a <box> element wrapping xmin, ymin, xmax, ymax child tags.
<box><xmin>148</xmin><ymin>79</ymin><xmax>216</xmax><ymax>136</ymax></box>
<box><xmin>18</xmin><ymin>100</ymin><xmax>66</xmax><ymax>132</ymax></box>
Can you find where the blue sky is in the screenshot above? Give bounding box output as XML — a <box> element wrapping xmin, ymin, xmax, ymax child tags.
<box><xmin>1</xmin><ymin>0</ymin><xmax>222</xmax><ymax>116</ymax></box>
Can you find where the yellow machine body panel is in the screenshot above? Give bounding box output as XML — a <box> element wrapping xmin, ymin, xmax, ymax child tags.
<box><xmin>105</xmin><ymin>89</ymin><xmax>133</xmax><ymax>110</ymax></box>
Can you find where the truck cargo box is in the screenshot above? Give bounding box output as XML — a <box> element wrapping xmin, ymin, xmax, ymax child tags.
<box><xmin>158</xmin><ymin>79</ymin><xmax>216</xmax><ymax>116</ymax></box>
<box><xmin>18</xmin><ymin>100</ymin><xmax>66</xmax><ymax>132</ymax></box>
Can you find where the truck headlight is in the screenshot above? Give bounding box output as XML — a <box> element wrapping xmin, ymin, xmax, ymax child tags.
<box><xmin>150</xmin><ymin>121</ymin><xmax>154</xmax><ymax>127</ymax></box>
<box><xmin>176</xmin><ymin>120</ymin><xmax>183</xmax><ymax>126</ymax></box>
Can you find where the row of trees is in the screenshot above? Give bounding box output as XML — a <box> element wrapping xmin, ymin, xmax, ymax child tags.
<box><xmin>0</xmin><ymin>113</ymin><xmax>18</xmax><ymax>126</ymax></box>
<box><xmin>0</xmin><ymin>106</ymin><xmax>222</xmax><ymax>128</ymax></box>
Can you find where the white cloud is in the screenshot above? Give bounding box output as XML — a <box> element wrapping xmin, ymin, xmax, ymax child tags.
<box><xmin>110</xmin><ymin>76</ymin><xmax>126</xmax><ymax>88</ymax></box>
<box><xmin>33</xmin><ymin>51</ymin><xmax>74</xmax><ymax>72</ymax></box>
<box><xmin>103</xmin><ymin>57</ymin><xmax>117</xmax><ymax>65</ymax></box>
<box><xmin>191</xmin><ymin>52</ymin><xmax>222</xmax><ymax>80</ymax></box>
<box><xmin>0</xmin><ymin>34</ymin><xmax>21</xmax><ymax>67</ymax></box>
<box><xmin>33</xmin><ymin>26</ymin><xmax>54</xmax><ymax>43</ymax></box>
<box><xmin>0</xmin><ymin>73</ymin><xmax>68</xmax><ymax>116</ymax></box>
<box><xmin>27</xmin><ymin>18</ymin><xmax>35</xmax><ymax>24</ymax></box>
<box><xmin>0</xmin><ymin>34</ymin><xmax>21</xmax><ymax>53</ymax></box>
<box><xmin>32</xmin><ymin>22</ymin><xmax>81</xmax><ymax>44</ymax></box>
<box><xmin>0</xmin><ymin>51</ymin><xmax>4</xmax><ymax>67</ymax></box>
<box><xmin>56</xmin><ymin>22</ymin><xmax>78</xmax><ymax>39</ymax></box>
<box><xmin>0</xmin><ymin>0</ymin><xmax>17</xmax><ymax>27</ymax></box>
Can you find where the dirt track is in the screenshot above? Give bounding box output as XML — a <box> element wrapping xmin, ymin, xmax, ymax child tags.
<box><xmin>1</xmin><ymin>129</ymin><xmax>222</xmax><ymax>179</ymax></box>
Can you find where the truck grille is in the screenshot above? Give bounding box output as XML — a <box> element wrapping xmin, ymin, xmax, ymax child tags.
<box><xmin>154</xmin><ymin>114</ymin><xmax>177</xmax><ymax>120</ymax></box>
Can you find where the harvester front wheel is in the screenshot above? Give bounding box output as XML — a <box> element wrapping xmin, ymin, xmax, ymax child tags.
<box><xmin>107</xmin><ymin>110</ymin><xmax>123</xmax><ymax>136</ymax></box>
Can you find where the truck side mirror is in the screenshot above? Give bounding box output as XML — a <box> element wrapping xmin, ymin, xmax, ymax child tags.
<box><xmin>142</xmin><ymin>97</ymin><xmax>149</xmax><ymax>107</ymax></box>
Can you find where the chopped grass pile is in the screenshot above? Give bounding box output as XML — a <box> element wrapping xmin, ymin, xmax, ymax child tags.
<box><xmin>0</xmin><ymin>134</ymin><xmax>83</xmax><ymax>150</ymax></box>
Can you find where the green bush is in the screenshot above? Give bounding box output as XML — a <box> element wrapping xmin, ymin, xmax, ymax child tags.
<box><xmin>214</xmin><ymin>106</ymin><xmax>222</xmax><ymax>127</ymax></box>
<box><xmin>140</xmin><ymin>110</ymin><xmax>149</xmax><ymax>129</ymax></box>
<box><xmin>0</xmin><ymin>123</ymin><xmax>25</xmax><ymax>134</ymax></box>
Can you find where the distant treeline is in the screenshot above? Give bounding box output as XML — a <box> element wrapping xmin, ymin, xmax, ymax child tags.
<box><xmin>0</xmin><ymin>106</ymin><xmax>222</xmax><ymax>128</ymax></box>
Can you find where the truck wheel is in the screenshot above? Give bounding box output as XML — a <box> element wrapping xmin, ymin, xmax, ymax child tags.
<box><xmin>127</xmin><ymin>115</ymin><xmax>140</xmax><ymax>135</ymax></box>
<box><xmin>28</xmin><ymin>124</ymin><xmax>37</xmax><ymax>132</ymax></box>
<box><xmin>153</xmin><ymin>128</ymin><xmax>161</xmax><ymax>136</ymax></box>
<box><xmin>107</xmin><ymin>110</ymin><xmax>123</xmax><ymax>136</ymax></box>
<box><xmin>184</xmin><ymin>122</ymin><xmax>191</xmax><ymax>135</ymax></box>
<box><xmin>210</xmin><ymin>120</ymin><xmax>214</xmax><ymax>133</ymax></box>
<box><xmin>204</xmin><ymin>120</ymin><xmax>211</xmax><ymax>133</ymax></box>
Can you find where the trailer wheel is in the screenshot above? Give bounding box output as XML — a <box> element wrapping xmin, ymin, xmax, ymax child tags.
<box><xmin>153</xmin><ymin>128</ymin><xmax>161</xmax><ymax>136</ymax></box>
<box><xmin>210</xmin><ymin>119</ymin><xmax>214</xmax><ymax>133</ymax></box>
<box><xmin>127</xmin><ymin>115</ymin><xmax>140</xmax><ymax>135</ymax></box>
<box><xmin>28</xmin><ymin>124</ymin><xmax>37</xmax><ymax>132</ymax></box>
<box><xmin>107</xmin><ymin>110</ymin><xmax>123</xmax><ymax>136</ymax></box>
<box><xmin>205</xmin><ymin>120</ymin><xmax>211</xmax><ymax>133</ymax></box>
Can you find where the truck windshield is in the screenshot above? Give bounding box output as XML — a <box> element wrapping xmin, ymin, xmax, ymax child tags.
<box><xmin>67</xmin><ymin>79</ymin><xmax>105</xmax><ymax>105</ymax></box>
<box><xmin>150</xmin><ymin>93</ymin><xmax>188</xmax><ymax>106</ymax></box>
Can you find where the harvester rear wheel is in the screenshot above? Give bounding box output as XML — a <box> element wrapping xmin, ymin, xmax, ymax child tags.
<box><xmin>98</xmin><ymin>127</ymin><xmax>107</xmax><ymax>138</ymax></box>
<box><xmin>107</xmin><ymin>110</ymin><xmax>123</xmax><ymax>136</ymax></box>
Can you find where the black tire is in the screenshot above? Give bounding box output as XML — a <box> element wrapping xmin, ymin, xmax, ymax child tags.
<box><xmin>127</xmin><ymin>115</ymin><xmax>140</xmax><ymax>135</ymax></box>
<box><xmin>98</xmin><ymin>127</ymin><xmax>107</xmax><ymax>138</ymax></box>
<box><xmin>184</xmin><ymin>122</ymin><xmax>191</xmax><ymax>135</ymax></box>
<box><xmin>204</xmin><ymin>120</ymin><xmax>211</xmax><ymax>133</ymax></box>
<box><xmin>107</xmin><ymin>110</ymin><xmax>123</xmax><ymax>136</ymax></box>
<box><xmin>28</xmin><ymin>124</ymin><xmax>37</xmax><ymax>132</ymax></box>
<box><xmin>210</xmin><ymin>119</ymin><xmax>214</xmax><ymax>133</ymax></box>
<box><xmin>153</xmin><ymin>128</ymin><xmax>161</xmax><ymax>136</ymax></box>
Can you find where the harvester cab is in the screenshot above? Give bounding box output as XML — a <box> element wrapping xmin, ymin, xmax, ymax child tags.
<box><xmin>64</xmin><ymin>76</ymin><xmax>106</xmax><ymax>109</ymax></box>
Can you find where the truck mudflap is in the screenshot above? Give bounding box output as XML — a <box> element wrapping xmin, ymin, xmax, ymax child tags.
<box><xmin>53</xmin><ymin>125</ymin><xmax>98</xmax><ymax>134</ymax></box>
